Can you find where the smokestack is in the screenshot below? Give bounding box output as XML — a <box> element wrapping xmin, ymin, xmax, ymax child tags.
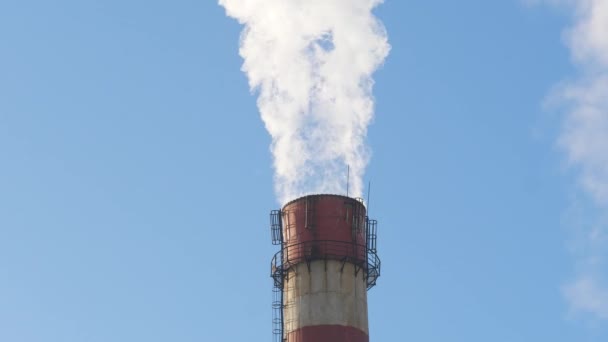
<box><xmin>218</xmin><ymin>1</ymin><xmax>388</xmax><ymax>336</ymax></box>
<box><xmin>270</xmin><ymin>194</ymin><xmax>380</xmax><ymax>342</ymax></box>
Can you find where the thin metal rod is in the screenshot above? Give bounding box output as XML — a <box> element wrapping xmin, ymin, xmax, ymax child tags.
<box><xmin>367</xmin><ymin>181</ymin><xmax>371</xmax><ymax>216</ymax></box>
<box><xmin>346</xmin><ymin>165</ymin><xmax>350</xmax><ymax>197</ymax></box>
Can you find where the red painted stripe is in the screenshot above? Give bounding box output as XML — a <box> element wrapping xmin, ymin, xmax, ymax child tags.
<box><xmin>282</xmin><ymin>195</ymin><xmax>368</xmax><ymax>265</ymax></box>
<box><xmin>286</xmin><ymin>325</ymin><xmax>368</xmax><ymax>342</ymax></box>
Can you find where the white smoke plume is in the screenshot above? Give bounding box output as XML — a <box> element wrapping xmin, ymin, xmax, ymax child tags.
<box><xmin>219</xmin><ymin>0</ymin><xmax>390</xmax><ymax>204</ymax></box>
<box><xmin>546</xmin><ymin>0</ymin><xmax>608</xmax><ymax>320</ymax></box>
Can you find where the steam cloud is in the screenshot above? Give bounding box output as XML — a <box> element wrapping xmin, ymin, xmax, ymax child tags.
<box><xmin>548</xmin><ymin>0</ymin><xmax>608</xmax><ymax>320</ymax></box>
<box><xmin>219</xmin><ymin>0</ymin><xmax>390</xmax><ymax>204</ymax></box>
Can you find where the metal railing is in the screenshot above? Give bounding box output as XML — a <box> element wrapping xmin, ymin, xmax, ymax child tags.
<box><xmin>271</xmin><ymin>239</ymin><xmax>381</xmax><ymax>290</ymax></box>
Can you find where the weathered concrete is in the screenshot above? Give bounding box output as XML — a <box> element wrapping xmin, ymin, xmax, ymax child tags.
<box><xmin>283</xmin><ymin>260</ymin><xmax>369</xmax><ymax>335</ymax></box>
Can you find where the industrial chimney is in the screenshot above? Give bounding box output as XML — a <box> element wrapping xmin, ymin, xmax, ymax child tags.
<box><xmin>270</xmin><ymin>194</ymin><xmax>380</xmax><ymax>342</ymax></box>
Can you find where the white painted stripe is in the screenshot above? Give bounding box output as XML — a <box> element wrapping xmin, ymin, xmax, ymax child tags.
<box><xmin>283</xmin><ymin>260</ymin><xmax>369</xmax><ymax>334</ymax></box>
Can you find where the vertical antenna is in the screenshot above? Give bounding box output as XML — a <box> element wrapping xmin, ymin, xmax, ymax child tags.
<box><xmin>367</xmin><ymin>181</ymin><xmax>371</xmax><ymax>216</ymax></box>
<box><xmin>346</xmin><ymin>165</ymin><xmax>350</xmax><ymax>197</ymax></box>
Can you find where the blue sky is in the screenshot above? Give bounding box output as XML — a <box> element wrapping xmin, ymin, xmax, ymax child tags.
<box><xmin>1</xmin><ymin>1</ymin><xmax>607</xmax><ymax>341</ymax></box>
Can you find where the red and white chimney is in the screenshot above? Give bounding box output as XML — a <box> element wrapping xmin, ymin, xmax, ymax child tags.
<box><xmin>271</xmin><ymin>194</ymin><xmax>380</xmax><ymax>342</ymax></box>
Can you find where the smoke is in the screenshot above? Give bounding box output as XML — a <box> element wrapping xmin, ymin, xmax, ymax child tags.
<box><xmin>546</xmin><ymin>0</ymin><xmax>608</xmax><ymax>320</ymax></box>
<box><xmin>219</xmin><ymin>0</ymin><xmax>390</xmax><ymax>204</ymax></box>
